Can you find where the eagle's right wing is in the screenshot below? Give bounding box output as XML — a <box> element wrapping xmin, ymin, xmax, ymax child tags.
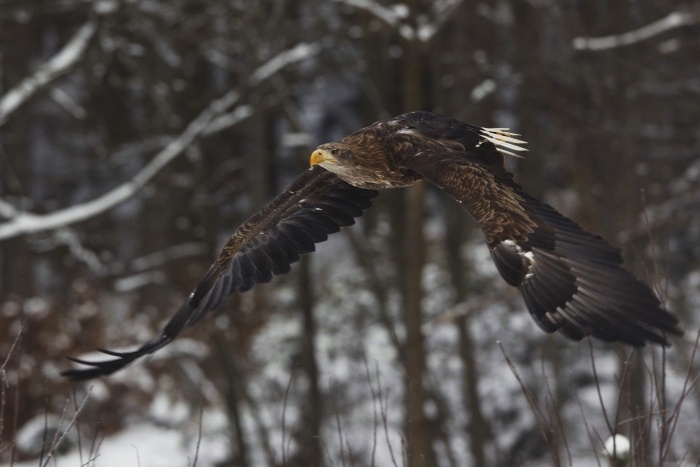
<box><xmin>403</xmin><ymin>141</ymin><xmax>682</xmax><ymax>346</ymax></box>
<box><xmin>63</xmin><ymin>166</ymin><xmax>378</xmax><ymax>380</ymax></box>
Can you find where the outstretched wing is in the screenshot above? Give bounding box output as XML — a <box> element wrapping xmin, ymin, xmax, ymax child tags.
<box><xmin>63</xmin><ymin>166</ymin><xmax>378</xmax><ymax>380</ymax></box>
<box><xmin>403</xmin><ymin>139</ymin><xmax>682</xmax><ymax>346</ymax></box>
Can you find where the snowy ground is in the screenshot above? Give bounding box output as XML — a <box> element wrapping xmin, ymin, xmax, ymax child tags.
<box><xmin>16</xmin><ymin>423</ymin><xmax>226</xmax><ymax>467</ymax></box>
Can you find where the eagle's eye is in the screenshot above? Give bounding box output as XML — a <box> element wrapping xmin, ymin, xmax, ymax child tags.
<box><xmin>331</xmin><ymin>149</ymin><xmax>339</xmax><ymax>156</ymax></box>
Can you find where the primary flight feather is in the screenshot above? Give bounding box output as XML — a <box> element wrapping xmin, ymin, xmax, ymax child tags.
<box><xmin>63</xmin><ymin>111</ymin><xmax>681</xmax><ymax>380</ymax></box>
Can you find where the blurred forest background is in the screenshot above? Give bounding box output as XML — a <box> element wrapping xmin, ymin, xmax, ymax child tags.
<box><xmin>1</xmin><ymin>0</ymin><xmax>699</xmax><ymax>466</ymax></box>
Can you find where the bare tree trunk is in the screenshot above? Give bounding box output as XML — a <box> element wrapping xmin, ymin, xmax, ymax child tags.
<box><xmin>456</xmin><ymin>316</ymin><xmax>489</xmax><ymax>465</ymax></box>
<box><xmin>208</xmin><ymin>111</ymin><xmax>274</xmax><ymax>466</ymax></box>
<box><xmin>401</xmin><ymin>10</ymin><xmax>434</xmax><ymax>462</ymax></box>
<box><xmin>402</xmin><ymin>181</ymin><xmax>430</xmax><ymax>467</ymax></box>
<box><xmin>295</xmin><ymin>254</ymin><xmax>323</xmax><ymax>466</ymax></box>
<box><xmin>444</xmin><ymin>201</ymin><xmax>492</xmax><ymax>466</ymax></box>
<box><xmin>0</xmin><ymin>20</ymin><xmax>39</xmax><ymax>300</ymax></box>
<box><xmin>214</xmin><ymin>331</ymin><xmax>251</xmax><ymax>466</ymax></box>
<box><xmin>428</xmin><ymin>18</ymin><xmax>493</xmax><ymax>464</ymax></box>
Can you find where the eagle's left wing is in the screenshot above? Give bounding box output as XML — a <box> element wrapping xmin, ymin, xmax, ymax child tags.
<box><xmin>63</xmin><ymin>166</ymin><xmax>377</xmax><ymax>380</ymax></box>
<box><xmin>403</xmin><ymin>141</ymin><xmax>682</xmax><ymax>346</ymax></box>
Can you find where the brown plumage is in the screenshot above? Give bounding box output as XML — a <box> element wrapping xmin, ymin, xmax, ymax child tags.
<box><xmin>63</xmin><ymin>111</ymin><xmax>682</xmax><ymax>380</ymax></box>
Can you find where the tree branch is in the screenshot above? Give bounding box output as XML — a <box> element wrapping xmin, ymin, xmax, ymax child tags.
<box><xmin>573</xmin><ymin>9</ymin><xmax>700</xmax><ymax>51</ymax></box>
<box><xmin>0</xmin><ymin>89</ymin><xmax>240</xmax><ymax>242</ymax></box>
<box><xmin>333</xmin><ymin>0</ymin><xmax>404</xmax><ymax>29</ymax></box>
<box><xmin>419</xmin><ymin>0</ymin><xmax>465</xmax><ymax>42</ymax></box>
<box><xmin>0</xmin><ymin>19</ymin><xmax>98</xmax><ymax>127</ymax></box>
<box><xmin>249</xmin><ymin>42</ymin><xmax>321</xmax><ymax>84</ymax></box>
<box><xmin>0</xmin><ymin>41</ymin><xmax>320</xmax><ymax>242</ymax></box>
<box><xmin>335</xmin><ymin>0</ymin><xmax>465</xmax><ymax>43</ymax></box>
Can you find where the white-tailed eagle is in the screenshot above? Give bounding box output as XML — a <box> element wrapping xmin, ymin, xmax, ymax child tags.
<box><xmin>63</xmin><ymin>111</ymin><xmax>682</xmax><ymax>380</ymax></box>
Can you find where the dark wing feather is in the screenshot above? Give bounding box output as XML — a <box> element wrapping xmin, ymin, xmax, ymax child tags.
<box><xmin>387</xmin><ymin>111</ymin><xmax>513</xmax><ymax>169</ymax></box>
<box><xmin>62</xmin><ymin>166</ymin><xmax>377</xmax><ymax>380</ymax></box>
<box><xmin>403</xmin><ymin>140</ymin><xmax>682</xmax><ymax>346</ymax></box>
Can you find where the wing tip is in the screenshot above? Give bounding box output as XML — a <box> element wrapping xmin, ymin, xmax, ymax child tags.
<box><xmin>61</xmin><ymin>350</ymin><xmax>140</xmax><ymax>381</ymax></box>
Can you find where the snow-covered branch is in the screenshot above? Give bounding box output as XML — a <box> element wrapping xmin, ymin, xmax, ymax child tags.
<box><xmin>0</xmin><ymin>89</ymin><xmax>241</xmax><ymax>242</ymax></box>
<box><xmin>335</xmin><ymin>0</ymin><xmax>464</xmax><ymax>43</ymax></box>
<box><xmin>249</xmin><ymin>42</ymin><xmax>321</xmax><ymax>84</ymax></box>
<box><xmin>0</xmin><ymin>198</ymin><xmax>18</xmax><ymax>220</ymax></box>
<box><xmin>46</xmin><ymin>228</ymin><xmax>108</xmax><ymax>275</ymax></box>
<box><xmin>573</xmin><ymin>9</ymin><xmax>700</xmax><ymax>51</ymax></box>
<box><xmin>420</xmin><ymin>0</ymin><xmax>465</xmax><ymax>42</ymax></box>
<box><xmin>128</xmin><ymin>242</ymin><xmax>209</xmax><ymax>272</ymax></box>
<box><xmin>0</xmin><ymin>0</ymin><xmax>121</xmax><ymax>126</ymax></box>
<box><xmin>0</xmin><ymin>42</ymin><xmax>320</xmax><ymax>242</ymax></box>
<box><xmin>334</xmin><ymin>0</ymin><xmax>404</xmax><ymax>29</ymax></box>
<box><xmin>111</xmin><ymin>241</ymin><xmax>209</xmax><ymax>291</ymax></box>
<box><xmin>0</xmin><ymin>20</ymin><xmax>98</xmax><ymax>127</ymax></box>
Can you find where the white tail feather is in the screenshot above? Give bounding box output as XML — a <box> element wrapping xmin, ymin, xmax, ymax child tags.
<box><xmin>479</xmin><ymin>128</ymin><xmax>528</xmax><ymax>158</ymax></box>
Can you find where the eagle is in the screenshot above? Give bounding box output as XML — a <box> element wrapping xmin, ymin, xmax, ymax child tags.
<box><xmin>63</xmin><ymin>111</ymin><xmax>682</xmax><ymax>380</ymax></box>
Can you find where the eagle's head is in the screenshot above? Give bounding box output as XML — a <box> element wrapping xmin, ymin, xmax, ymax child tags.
<box><xmin>309</xmin><ymin>142</ymin><xmax>371</xmax><ymax>185</ymax></box>
<box><xmin>309</xmin><ymin>140</ymin><xmax>420</xmax><ymax>189</ymax></box>
<box><xmin>309</xmin><ymin>143</ymin><xmax>353</xmax><ymax>168</ymax></box>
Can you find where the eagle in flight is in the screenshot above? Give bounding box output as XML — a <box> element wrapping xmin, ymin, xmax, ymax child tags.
<box><xmin>63</xmin><ymin>111</ymin><xmax>682</xmax><ymax>380</ymax></box>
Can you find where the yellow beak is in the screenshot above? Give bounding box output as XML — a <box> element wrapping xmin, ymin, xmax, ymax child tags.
<box><xmin>309</xmin><ymin>149</ymin><xmax>336</xmax><ymax>167</ymax></box>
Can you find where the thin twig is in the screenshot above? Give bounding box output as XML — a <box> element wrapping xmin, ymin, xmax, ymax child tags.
<box><xmin>587</xmin><ymin>338</ymin><xmax>615</xmax><ymax>436</ymax></box>
<box><xmin>363</xmin><ymin>357</ymin><xmax>379</xmax><ymax>467</ymax></box>
<box><xmin>191</xmin><ymin>402</ymin><xmax>205</xmax><ymax>467</ymax></box>
<box><xmin>39</xmin><ymin>390</ymin><xmax>50</xmax><ymax>466</ymax></box>
<box><xmin>574</xmin><ymin>393</ymin><xmax>603</xmax><ymax>467</ymax></box>
<box><xmin>281</xmin><ymin>369</ymin><xmax>295</xmax><ymax>466</ymax></box>
<box><xmin>72</xmin><ymin>386</ymin><xmax>85</xmax><ymax>467</ymax></box>
<box><xmin>0</xmin><ymin>320</ymin><xmax>26</xmax><ymax>449</ymax></box>
<box><xmin>660</xmin><ymin>330</ymin><xmax>700</xmax><ymax>462</ymax></box>
<box><xmin>0</xmin><ymin>321</ymin><xmax>25</xmax><ymax>374</ymax></box>
<box><xmin>498</xmin><ymin>342</ymin><xmax>551</xmax><ymax>447</ymax></box>
<box><xmin>41</xmin><ymin>387</ymin><xmax>93</xmax><ymax>467</ymax></box>
<box><xmin>333</xmin><ymin>393</ymin><xmax>347</xmax><ymax>467</ymax></box>
<box><xmin>539</xmin><ymin>353</ymin><xmax>567</xmax><ymax>466</ymax></box>
<box><xmin>87</xmin><ymin>420</ymin><xmax>104</xmax><ymax>467</ymax></box>
<box><xmin>376</xmin><ymin>366</ymin><xmax>399</xmax><ymax>467</ymax></box>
